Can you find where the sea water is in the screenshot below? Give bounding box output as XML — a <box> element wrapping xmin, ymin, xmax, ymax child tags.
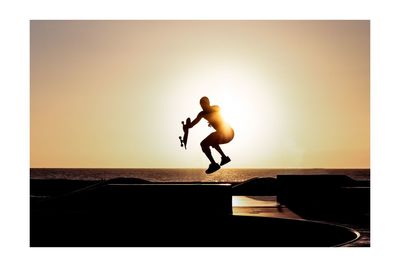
<box><xmin>30</xmin><ymin>168</ymin><xmax>370</xmax><ymax>183</ymax></box>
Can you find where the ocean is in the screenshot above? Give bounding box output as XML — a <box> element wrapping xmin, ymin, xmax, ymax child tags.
<box><xmin>30</xmin><ymin>168</ymin><xmax>370</xmax><ymax>183</ymax></box>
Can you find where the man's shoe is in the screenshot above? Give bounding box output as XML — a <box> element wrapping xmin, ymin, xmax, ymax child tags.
<box><xmin>205</xmin><ymin>163</ymin><xmax>221</xmax><ymax>174</ymax></box>
<box><xmin>220</xmin><ymin>156</ymin><xmax>231</xmax><ymax>166</ymax></box>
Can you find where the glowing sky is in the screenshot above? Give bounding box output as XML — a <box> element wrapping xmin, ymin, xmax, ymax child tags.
<box><xmin>30</xmin><ymin>20</ymin><xmax>369</xmax><ymax>168</ymax></box>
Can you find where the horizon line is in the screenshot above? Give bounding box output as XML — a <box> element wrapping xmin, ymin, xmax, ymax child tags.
<box><xmin>30</xmin><ymin>167</ymin><xmax>371</xmax><ymax>170</ymax></box>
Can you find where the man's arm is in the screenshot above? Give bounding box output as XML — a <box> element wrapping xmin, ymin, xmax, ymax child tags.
<box><xmin>188</xmin><ymin>112</ymin><xmax>203</xmax><ymax>128</ymax></box>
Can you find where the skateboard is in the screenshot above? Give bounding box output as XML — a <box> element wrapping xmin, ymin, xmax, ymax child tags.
<box><xmin>179</xmin><ymin>117</ymin><xmax>191</xmax><ymax>149</ymax></box>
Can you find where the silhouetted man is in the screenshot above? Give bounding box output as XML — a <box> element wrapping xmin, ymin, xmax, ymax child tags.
<box><xmin>188</xmin><ymin>96</ymin><xmax>234</xmax><ymax>174</ymax></box>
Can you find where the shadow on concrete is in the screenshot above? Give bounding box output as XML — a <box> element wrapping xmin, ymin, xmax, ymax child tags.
<box><xmin>277</xmin><ymin>175</ymin><xmax>370</xmax><ymax>224</ymax></box>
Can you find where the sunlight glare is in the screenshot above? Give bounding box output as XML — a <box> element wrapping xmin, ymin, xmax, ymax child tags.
<box><xmin>169</xmin><ymin>61</ymin><xmax>285</xmax><ymax>167</ymax></box>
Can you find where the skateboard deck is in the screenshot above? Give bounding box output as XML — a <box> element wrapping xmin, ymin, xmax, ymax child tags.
<box><xmin>179</xmin><ymin>118</ymin><xmax>191</xmax><ymax>149</ymax></box>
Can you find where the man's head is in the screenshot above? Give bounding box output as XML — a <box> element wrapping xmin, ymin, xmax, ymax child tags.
<box><xmin>200</xmin><ymin>96</ymin><xmax>210</xmax><ymax>110</ymax></box>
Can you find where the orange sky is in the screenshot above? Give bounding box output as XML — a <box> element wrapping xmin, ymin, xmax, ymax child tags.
<box><xmin>30</xmin><ymin>20</ymin><xmax>369</xmax><ymax>168</ymax></box>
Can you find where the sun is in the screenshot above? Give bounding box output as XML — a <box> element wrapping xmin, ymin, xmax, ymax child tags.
<box><xmin>168</xmin><ymin>60</ymin><xmax>286</xmax><ymax>167</ymax></box>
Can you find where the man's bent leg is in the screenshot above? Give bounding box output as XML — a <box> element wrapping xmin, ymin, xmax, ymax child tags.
<box><xmin>201</xmin><ymin>139</ymin><xmax>221</xmax><ymax>174</ymax></box>
<box><xmin>201</xmin><ymin>136</ymin><xmax>216</xmax><ymax>164</ymax></box>
<box><xmin>202</xmin><ymin>144</ymin><xmax>216</xmax><ymax>164</ymax></box>
<box><xmin>213</xmin><ymin>144</ymin><xmax>231</xmax><ymax>166</ymax></box>
<box><xmin>201</xmin><ymin>133</ymin><xmax>223</xmax><ymax>173</ymax></box>
<box><xmin>213</xmin><ymin>145</ymin><xmax>226</xmax><ymax>158</ymax></box>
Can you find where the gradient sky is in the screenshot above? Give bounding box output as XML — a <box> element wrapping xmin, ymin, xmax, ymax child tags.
<box><xmin>30</xmin><ymin>20</ymin><xmax>369</xmax><ymax>168</ymax></box>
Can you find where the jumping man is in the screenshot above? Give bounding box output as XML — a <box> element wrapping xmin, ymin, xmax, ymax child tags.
<box><xmin>188</xmin><ymin>96</ymin><xmax>234</xmax><ymax>174</ymax></box>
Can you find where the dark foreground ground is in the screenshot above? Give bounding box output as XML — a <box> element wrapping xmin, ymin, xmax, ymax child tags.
<box><xmin>30</xmin><ymin>175</ymin><xmax>370</xmax><ymax>247</ymax></box>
